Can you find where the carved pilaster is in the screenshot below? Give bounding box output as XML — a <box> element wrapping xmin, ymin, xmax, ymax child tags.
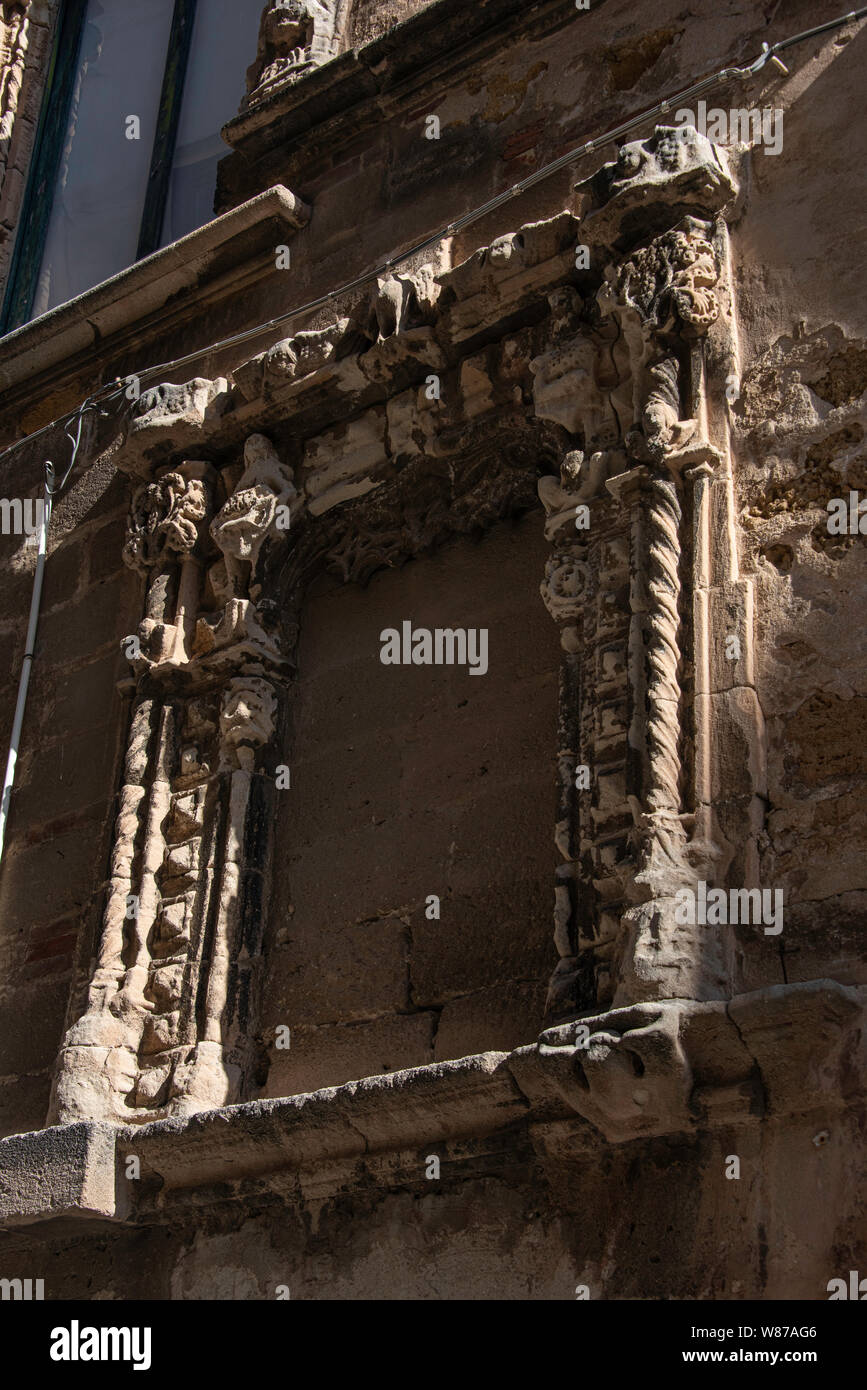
<box><xmin>602</xmin><ymin>221</ymin><xmax>730</xmax><ymax>1004</ymax></box>
<box><xmin>536</xmin><ymin>131</ymin><xmax>746</xmax><ymax>1016</ymax></box>
<box><xmin>50</xmin><ymin>437</ymin><xmax>294</xmax><ymax>1125</ymax></box>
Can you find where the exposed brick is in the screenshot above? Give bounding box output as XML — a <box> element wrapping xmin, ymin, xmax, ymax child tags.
<box><xmin>25</xmin><ymin>929</ymin><xmax>77</xmax><ymax>963</ymax></box>
<box><xmin>502</xmin><ymin>119</ymin><xmax>546</xmax><ymax>161</ymax></box>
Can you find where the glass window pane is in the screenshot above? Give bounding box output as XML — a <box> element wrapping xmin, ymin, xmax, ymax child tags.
<box><xmin>159</xmin><ymin>0</ymin><xmax>265</xmax><ymax>247</ymax></box>
<box><xmin>32</xmin><ymin>0</ymin><xmax>175</xmax><ymax>317</ymax></box>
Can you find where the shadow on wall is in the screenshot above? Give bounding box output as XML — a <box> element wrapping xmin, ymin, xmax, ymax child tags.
<box><xmin>261</xmin><ymin>511</ymin><xmax>560</xmax><ymax>1097</ymax></box>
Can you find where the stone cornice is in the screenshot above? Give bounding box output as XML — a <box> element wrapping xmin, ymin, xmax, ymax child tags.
<box><xmin>217</xmin><ymin>0</ymin><xmax>605</xmax><ymax>202</ymax></box>
<box><xmin>0</xmin><ymin>185</ymin><xmax>310</xmax><ymax>409</ymax></box>
<box><xmin>117</xmin><ymin>208</ymin><xmax>583</xmax><ymax>477</ymax></box>
<box><xmin>1</xmin><ymin>982</ymin><xmax>861</xmax><ymax>1226</ymax></box>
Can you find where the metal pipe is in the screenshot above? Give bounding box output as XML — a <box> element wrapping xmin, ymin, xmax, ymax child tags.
<box><xmin>0</xmin><ymin>402</ymin><xmax>90</xmax><ymax>869</ymax></box>
<box><xmin>0</xmin><ymin>468</ymin><xmax>52</xmax><ymax>866</ymax></box>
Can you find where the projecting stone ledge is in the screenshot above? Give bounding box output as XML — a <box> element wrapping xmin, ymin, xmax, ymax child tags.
<box><xmin>0</xmin><ymin>184</ymin><xmax>310</xmax><ymax>401</ymax></box>
<box><xmin>0</xmin><ymin>1121</ymin><xmax>124</xmax><ymax>1228</ymax></box>
<box><xmin>0</xmin><ymin>981</ymin><xmax>862</xmax><ymax>1226</ymax></box>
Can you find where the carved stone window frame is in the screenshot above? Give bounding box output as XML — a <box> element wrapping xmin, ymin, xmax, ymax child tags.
<box><xmin>50</xmin><ymin>125</ymin><xmax>768</xmax><ymax>1133</ymax></box>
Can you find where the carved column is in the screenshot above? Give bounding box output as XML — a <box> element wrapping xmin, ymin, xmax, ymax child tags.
<box><xmin>602</xmin><ymin>224</ymin><xmax>730</xmax><ymax>1005</ymax></box>
<box><xmin>1</xmin><ymin>2</ymin><xmax>56</xmax><ymax>288</ymax></box>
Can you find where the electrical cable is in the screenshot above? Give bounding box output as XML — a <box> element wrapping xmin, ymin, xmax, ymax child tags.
<box><xmin>0</xmin><ymin>4</ymin><xmax>863</xmax><ymax>872</ymax></box>
<box><xmin>0</xmin><ymin>6</ymin><xmax>864</xmax><ymax>482</ymax></box>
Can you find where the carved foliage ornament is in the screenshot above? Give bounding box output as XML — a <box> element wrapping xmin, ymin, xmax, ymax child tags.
<box><xmin>122</xmin><ymin>465</ymin><xmax>211</xmax><ymax>573</ymax></box>
<box><xmin>612</xmin><ymin>228</ymin><xmax>720</xmax><ymax>336</ymax></box>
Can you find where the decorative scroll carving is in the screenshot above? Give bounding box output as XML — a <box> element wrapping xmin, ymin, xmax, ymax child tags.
<box><xmin>539</xmin><ymin>548</ymin><xmax>588</xmax><ymax>623</ymax></box>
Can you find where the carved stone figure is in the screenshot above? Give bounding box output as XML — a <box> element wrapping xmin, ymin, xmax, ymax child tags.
<box><xmin>538</xmin><ymin>449</ymin><xmax>627</xmax><ymax>537</ymax></box>
<box><xmin>597</xmin><ymin>220</ymin><xmax>723</xmax><ymax>466</ymax></box>
<box><xmin>193</xmin><ymin>596</ymin><xmax>285</xmax><ymax>668</ymax></box>
<box><xmin>210</xmin><ymin>433</ymin><xmax>298</xmax><ymax>593</ymax></box>
<box><xmin>244</xmin><ymin>1</ymin><xmax>339</xmax><ymax>105</ymax></box>
<box><xmin>576</xmin><ymin>124</ymin><xmax>737</xmax><ymax>243</ymax></box>
<box><xmin>219</xmin><ymin>677</ymin><xmax>278</xmax><ymax>771</ymax></box>
<box><xmin>123</xmin><ymin>377</ymin><xmax>230</xmax><ymax>475</ymax></box>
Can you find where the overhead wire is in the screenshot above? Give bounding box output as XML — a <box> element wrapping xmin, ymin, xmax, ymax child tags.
<box><xmin>0</xmin><ymin>4</ymin><xmax>863</xmax><ymax>872</ymax></box>
<box><xmin>0</xmin><ymin>6</ymin><xmax>863</xmax><ymax>484</ymax></box>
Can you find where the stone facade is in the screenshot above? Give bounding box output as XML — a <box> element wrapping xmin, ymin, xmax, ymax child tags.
<box><xmin>0</xmin><ymin>0</ymin><xmax>865</xmax><ymax>1303</ymax></box>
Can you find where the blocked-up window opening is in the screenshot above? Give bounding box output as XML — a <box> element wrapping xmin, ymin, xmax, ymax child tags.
<box><xmin>261</xmin><ymin>515</ymin><xmax>560</xmax><ymax>1098</ymax></box>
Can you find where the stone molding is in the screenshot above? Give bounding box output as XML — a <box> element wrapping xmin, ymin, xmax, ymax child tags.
<box><xmin>0</xmin><ymin>184</ymin><xmax>310</xmax><ymax>403</ymax></box>
<box><xmin>7</xmin><ymin>980</ymin><xmax>863</xmax><ymax>1225</ymax></box>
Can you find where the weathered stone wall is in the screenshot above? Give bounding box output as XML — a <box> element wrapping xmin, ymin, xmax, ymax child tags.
<box><xmin>347</xmin><ymin>0</ymin><xmax>433</xmax><ymax>49</ymax></box>
<box><xmin>263</xmin><ymin>514</ymin><xmax>558</xmax><ymax>1096</ymax></box>
<box><xmin>730</xmin><ymin>42</ymin><xmax>867</xmax><ymax>989</ymax></box>
<box><xmin>1</xmin><ymin>1046</ymin><xmax>863</xmax><ymax>1300</ymax></box>
<box><xmin>0</xmin><ymin>447</ymin><xmax>140</xmax><ymax>1139</ymax></box>
<box><xmin>0</xmin><ymin>0</ymin><xmax>864</xmax><ymax>1304</ymax></box>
